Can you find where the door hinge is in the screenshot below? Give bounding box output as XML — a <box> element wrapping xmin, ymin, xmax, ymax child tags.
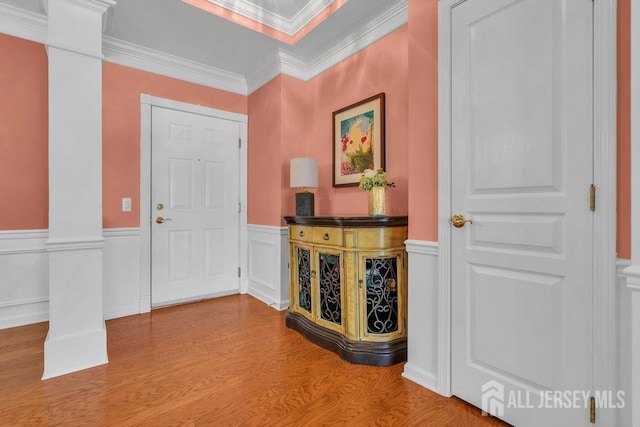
<box><xmin>589</xmin><ymin>396</ymin><xmax>596</xmax><ymax>423</ymax></box>
<box><xmin>238</xmin><ymin>138</ymin><xmax>242</xmax><ymax>148</ymax></box>
<box><xmin>589</xmin><ymin>185</ymin><xmax>596</xmax><ymax>212</ymax></box>
<box><xmin>238</xmin><ymin>267</ymin><xmax>241</xmax><ymax>278</ymax></box>
<box><xmin>239</xmin><ymin>202</ymin><xmax>241</xmax><ymax>214</ymax></box>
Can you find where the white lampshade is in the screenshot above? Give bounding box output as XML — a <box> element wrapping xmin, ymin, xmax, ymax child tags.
<box><xmin>290</xmin><ymin>158</ymin><xmax>318</xmax><ymax>188</ymax></box>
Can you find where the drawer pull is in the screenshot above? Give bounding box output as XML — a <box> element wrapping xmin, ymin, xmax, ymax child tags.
<box><xmin>323</xmin><ymin>233</ymin><xmax>330</xmax><ymax>241</ymax></box>
<box><xmin>299</xmin><ymin>230</ymin><xmax>305</xmax><ymax>237</ymax></box>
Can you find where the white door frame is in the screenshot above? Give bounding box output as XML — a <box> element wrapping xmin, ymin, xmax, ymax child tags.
<box><xmin>438</xmin><ymin>0</ymin><xmax>618</xmax><ymax>424</ymax></box>
<box><xmin>139</xmin><ymin>94</ymin><xmax>249</xmax><ymax>311</ymax></box>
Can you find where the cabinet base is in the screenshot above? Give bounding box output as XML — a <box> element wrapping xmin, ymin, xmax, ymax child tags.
<box><xmin>285</xmin><ymin>311</ymin><xmax>407</xmax><ymax>366</ymax></box>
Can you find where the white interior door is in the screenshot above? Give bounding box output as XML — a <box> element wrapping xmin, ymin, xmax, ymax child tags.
<box><xmin>450</xmin><ymin>0</ymin><xmax>594</xmax><ymax>426</ymax></box>
<box><xmin>151</xmin><ymin>106</ymin><xmax>240</xmax><ymax>306</ymax></box>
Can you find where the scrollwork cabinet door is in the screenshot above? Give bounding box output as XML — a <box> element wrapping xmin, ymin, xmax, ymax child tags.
<box><xmin>314</xmin><ymin>248</ymin><xmax>345</xmax><ymax>334</ymax></box>
<box><xmin>291</xmin><ymin>243</ymin><xmax>314</xmax><ymax>321</ymax></box>
<box><xmin>358</xmin><ymin>251</ymin><xmax>406</xmax><ymax>341</ymax></box>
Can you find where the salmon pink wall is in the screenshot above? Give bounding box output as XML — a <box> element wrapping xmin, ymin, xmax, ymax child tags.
<box><xmin>247</xmin><ymin>76</ymin><xmax>284</xmax><ymax>226</ymax></box>
<box><xmin>0</xmin><ymin>4</ymin><xmax>633</xmax><ymax>254</ymax></box>
<box><xmin>407</xmin><ymin>0</ymin><xmax>438</xmax><ymax>241</ymax></box>
<box><xmin>0</xmin><ymin>34</ymin><xmax>48</xmax><ymax>230</ymax></box>
<box><xmin>247</xmin><ymin>26</ymin><xmax>409</xmax><ymax>226</ymax></box>
<box><xmin>102</xmin><ymin>63</ymin><xmax>247</xmax><ymax>228</ymax></box>
<box><xmin>618</xmin><ymin>0</ymin><xmax>631</xmax><ymax>259</ymax></box>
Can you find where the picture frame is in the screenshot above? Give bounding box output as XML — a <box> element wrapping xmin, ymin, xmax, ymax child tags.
<box><xmin>332</xmin><ymin>93</ymin><xmax>385</xmax><ymax>187</ymax></box>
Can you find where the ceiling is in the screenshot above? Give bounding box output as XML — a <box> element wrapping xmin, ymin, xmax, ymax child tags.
<box><xmin>0</xmin><ymin>0</ymin><xmax>407</xmax><ymax>93</ymax></box>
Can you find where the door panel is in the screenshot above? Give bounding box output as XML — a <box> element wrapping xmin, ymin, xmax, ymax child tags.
<box><xmin>152</xmin><ymin>106</ymin><xmax>240</xmax><ymax>306</ymax></box>
<box><xmin>450</xmin><ymin>0</ymin><xmax>593</xmax><ymax>425</ymax></box>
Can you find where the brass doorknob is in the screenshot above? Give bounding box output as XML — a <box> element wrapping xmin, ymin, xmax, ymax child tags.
<box><xmin>450</xmin><ymin>214</ymin><xmax>472</xmax><ymax>228</ymax></box>
<box><xmin>156</xmin><ymin>216</ymin><xmax>172</xmax><ymax>224</ymax></box>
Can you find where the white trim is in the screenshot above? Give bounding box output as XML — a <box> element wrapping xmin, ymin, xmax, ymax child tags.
<box><xmin>57</xmin><ymin>0</ymin><xmax>115</xmax><ymax>14</ymax></box>
<box><xmin>0</xmin><ymin>0</ymin><xmax>405</xmax><ymax>96</ymax></box>
<box><xmin>247</xmin><ymin>224</ymin><xmax>289</xmax><ymax>310</ymax></box>
<box><xmin>304</xmin><ymin>1</ymin><xmax>407</xmax><ymax>83</ymax></box>
<box><xmin>403</xmin><ymin>239</ymin><xmax>440</xmax><ymax>394</ymax></box>
<box><xmin>0</xmin><ymin>229</ymin><xmax>48</xmax><ymax>239</ymax></box>
<box><xmin>46</xmin><ymin>237</ymin><xmax>105</xmax><ymax>251</ymax></box>
<box><xmin>0</xmin><ymin>3</ymin><xmax>47</xmax><ymax>43</ymax></box>
<box><xmin>0</xmin><ymin>296</ymin><xmax>48</xmax><ymax>309</ymax></box>
<box><xmin>42</xmin><ymin>327</ymin><xmax>108</xmax><ymax>379</ymax></box>
<box><xmin>206</xmin><ymin>0</ymin><xmax>336</xmax><ymax>36</ymax></box>
<box><xmin>0</xmin><ymin>297</ymin><xmax>48</xmax><ymax>330</ymax></box>
<box><xmin>436</xmin><ymin>0</ymin><xmax>454</xmax><ymax>397</ymax></box>
<box><xmin>102</xmin><ymin>227</ymin><xmax>140</xmax><ymax>238</ymax></box>
<box><xmin>246</xmin><ymin>224</ymin><xmax>289</xmax><ymax>235</ymax></box>
<box><xmin>245</xmin><ymin>1</ymin><xmax>408</xmax><ymax>93</ymax></box>
<box><xmin>404</xmin><ymin>239</ymin><xmax>438</xmax><ymax>256</ymax></box>
<box><xmin>592</xmin><ymin>3</ymin><xmax>619</xmax><ymax>427</ymax></box>
<box><xmin>139</xmin><ymin>95</ymin><xmax>248</xmax><ymax>313</ymax></box>
<box><xmin>437</xmin><ymin>0</ymin><xmax>618</xmax><ymax>412</ymax></box>
<box><xmin>625</xmin><ymin>266</ymin><xmax>640</xmax><ymax>292</ymax></box>
<box><xmin>246</xmin><ymin>49</ymin><xmax>308</xmax><ymax>94</ymax></box>
<box><xmin>46</xmin><ymin>41</ymin><xmax>104</xmax><ymax>61</ymax></box>
<box><xmin>140</xmin><ymin>94</ymin><xmax>248</xmax><ymax>123</ymax></box>
<box><xmin>402</xmin><ymin>363</ymin><xmax>438</xmax><ymax>392</ymax></box>
<box><xmin>104</xmin><ymin>37</ymin><xmax>248</xmax><ymax>96</ymax></box>
<box><xmin>0</xmin><ymin>229</ymin><xmax>48</xmax><ymax>255</ymax></box>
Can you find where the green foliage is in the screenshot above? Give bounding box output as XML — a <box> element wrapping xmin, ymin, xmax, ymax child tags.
<box><xmin>359</xmin><ymin>169</ymin><xmax>395</xmax><ymax>191</ymax></box>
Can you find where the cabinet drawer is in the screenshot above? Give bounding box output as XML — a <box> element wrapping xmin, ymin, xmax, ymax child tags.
<box><xmin>290</xmin><ymin>225</ymin><xmax>312</xmax><ymax>242</ymax></box>
<box><xmin>312</xmin><ymin>227</ymin><xmax>343</xmax><ymax>246</ymax></box>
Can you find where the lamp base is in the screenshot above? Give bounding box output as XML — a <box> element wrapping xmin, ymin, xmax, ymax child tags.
<box><xmin>295</xmin><ymin>192</ymin><xmax>315</xmax><ymax>216</ymax></box>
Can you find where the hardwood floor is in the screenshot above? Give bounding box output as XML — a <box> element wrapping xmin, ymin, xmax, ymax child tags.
<box><xmin>0</xmin><ymin>295</ymin><xmax>507</xmax><ymax>426</ymax></box>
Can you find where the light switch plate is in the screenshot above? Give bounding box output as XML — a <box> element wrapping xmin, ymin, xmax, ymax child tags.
<box><xmin>122</xmin><ymin>198</ymin><xmax>132</xmax><ymax>212</ymax></box>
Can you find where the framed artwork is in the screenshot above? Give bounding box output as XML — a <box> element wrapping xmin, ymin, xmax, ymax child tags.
<box><xmin>332</xmin><ymin>93</ymin><xmax>385</xmax><ymax>187</ymax></box>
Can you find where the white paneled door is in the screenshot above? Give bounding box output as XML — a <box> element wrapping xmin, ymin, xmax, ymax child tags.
<box><xmin>151</xmin><ymin>106</ymin><xmax>240</xmax><ymax>306</ymax></box>
<box><xmin>450</xmin><ymin>0</ymin><xmax>594</xmax><ymax>426</ymax></box>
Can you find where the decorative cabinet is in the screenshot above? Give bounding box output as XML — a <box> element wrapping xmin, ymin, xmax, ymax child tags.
<box><xmin>283</xmin><ymin>216</ymin><xmax>408</xmax><ymax>366</ymax></box>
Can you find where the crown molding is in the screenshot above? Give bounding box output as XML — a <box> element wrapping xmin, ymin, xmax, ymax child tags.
<box><xmin>305</xmin><ymin>0</ymin><xmax>407</xmax><ymax>79</ymax></box>
<box><xmin>55</xmin><ymin>0</ymin><xmax>115</xmax><ymax>14</ymax></box>
<box><xmin>0</xmin><ymin>2</ymin><xmax>47</xmax><ymax>43</ymax></box>
<box><xmin>246</xmin><ymin>48</ymin><xmax>308</xmax><ymax>93</ymax></box>
<box><xmin>207</xmin><ymin>0</ymin><xmax>336</xmax><ymax>36</ymax></box>
<box><xmin>103</xmin><ymin>36</ymin><xmax>248</xmax><ymax>95</ymax></box>
<box><xmin>2</xmin><ymin>0</ymin><xmax>406</xmax><ymax>97</ymax></box>
<box><xmin>245</xmin><ymin>0</ymin><xmax>407</xmax><ymax>93</ymax></box>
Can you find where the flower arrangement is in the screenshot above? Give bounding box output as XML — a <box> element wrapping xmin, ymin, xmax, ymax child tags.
<box><xmin>359</xmin><ymin>169</ymin><xmax>395</xmax><ymax>191</ymax></box>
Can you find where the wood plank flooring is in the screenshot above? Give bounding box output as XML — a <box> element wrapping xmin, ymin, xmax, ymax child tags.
<box><xmin>0</xmin><ymin>295</ymin><xmax>507</xmax><ymax>426</ymax></box>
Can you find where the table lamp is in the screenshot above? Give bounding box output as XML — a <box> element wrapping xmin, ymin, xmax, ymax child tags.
<box><xmin>290</xmin><ymin>158</ymin><xmax>318</xmax><ymax>216</ymax></box>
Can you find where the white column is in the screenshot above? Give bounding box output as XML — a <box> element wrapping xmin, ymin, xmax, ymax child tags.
<box><xmin>625</xmin><ymin>0</ymin><xmax>640</xmax><ymax>422</ymax></box>
<box><xmin>43</xmin><ymin>0</ymin><xmax>115</xmax><ymax>379</ymax></box>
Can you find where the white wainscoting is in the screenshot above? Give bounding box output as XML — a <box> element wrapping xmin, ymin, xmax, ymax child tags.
<box><xmin>247</xmin><ymin>224</ymin><xmax>289</xmax><ymax>310</ymax></box>
<box><xmin>402</xmin><ymin>239</ymin><xmax>440</xmax><ymax>393</ymax></box>
<box><xmin>0</xmin><ymin>228</ymin><xmax>142</xmax><ymax>329</ymax></box>
<box><xmin>0</xmin><ymin>230</ymin><xmax>49</xmax><ymax>329</ymax></box>
<box><xmin>616</xmin><ymin>259</ymin><xmax>638</xmax><ymax>426</ymax></box>
<box><xmin>103</xmin><ymin>228</ymin><xmax>142</xmax><ymax>320</ymax></box>
<box><xmin>617</xmin><ymin>258</ymin><xmax>632</xmax><ymax>427</ymax></box>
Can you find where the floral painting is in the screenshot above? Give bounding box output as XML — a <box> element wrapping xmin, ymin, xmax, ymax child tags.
<box><xmin>333</xmin><ymin>93</ymin><xmax>385</xmax><ymax>187</ymax></box>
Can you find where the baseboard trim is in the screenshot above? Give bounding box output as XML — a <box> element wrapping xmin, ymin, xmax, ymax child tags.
<box><xmin>402</xmin><ymin>363</ymin><xmax>439</xmax><ymax>393</ymax></box>
<box><xmin>42</xmin><ymin>327</ymin><xmax>108</xmax><ymax>379</ymax></box>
